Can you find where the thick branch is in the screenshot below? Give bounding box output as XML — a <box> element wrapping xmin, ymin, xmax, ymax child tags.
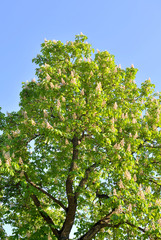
<box><xmin>59</xmin><ymin>136</ymin><xmax>78</xmax><ymax>239</ymax></box>
<box><xmin>149</xmin><ymin>178</ymin><xmax>161</xmax><ymax>187</ymax></box>
<box><xmin>126</xmin><ymin>221</ymin><xmax>145</xmax><ymax>233</ymax></box>
<box><xmin>78</xmin><ymin>210</ymin><xmax>121</xmax><ymax>240</ymax></box>
<box><xmin>75</xmin><ymin>163</ymin><xmax>96</xmax><ymax>199</ymax></box>
<box><xmin>126</xmin><ymin>221</ymin><xmax>161</xmax><ymax>240</ymax></box>
<box><xmin>24</xmin><ymin>172</ymin><xmax>67</xmax><ymax>212</ymax></box>
<box><xmin>31</xmin><ymin>194</ymin><xmax>59</xmax><ymax>237</ymax></box>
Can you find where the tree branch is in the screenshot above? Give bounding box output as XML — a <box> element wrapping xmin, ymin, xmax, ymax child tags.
<box><xmin>30</xmin><ymin>193</ymin><xmax>59</xmax><ymax>237</ymax></box>
<box><xmin>78</xmin><ymin>210</ymin><xmax>122</xmax><ymax>240</ymax></box>
<box><xmin>24</xmin><ymin>172</ymin><xmax>67</xmax><ymax>212</ymax></box>
<box><xmin>75</xmin><ymin>163</ymin><xmax>96</xmax><ymax>199</ymax></box>
<box><xmin>149</xmin><ymin>178</ymin><xmax>161</xmax><ymax>187</ymax></box>
<box><xmin>59</xmin><ymin>135</ymin><xmax>78</xmax><ymax>239</ymax></box>
<box><xmin>126</xmin><ymin>221</ymin><xmax>161</xmax><ymax>240</ymax></box>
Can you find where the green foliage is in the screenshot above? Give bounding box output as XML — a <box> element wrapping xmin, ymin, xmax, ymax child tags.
<box><xmin>0</xmin><ymin>34</ymin><xmax>161</xmax><ymax>239</ymax></box>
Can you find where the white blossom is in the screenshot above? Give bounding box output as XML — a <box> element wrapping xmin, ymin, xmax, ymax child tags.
<box><xmin>44</xmin><ymin>63</ymin><xmax>49</xmax><ymax>68</ymax></box>
<box><xmin>19</xmin><ymin>157</ymin><xmax>23</xmax><ymax>165</ymax></box>
<box><xmin>131</xmin><ymin>64</ymin><xmax>134</xmax><ymax>68</ymax></box>
<box><xmin>96</xmin><ymin>82</ymin><xmax>102</xmax><ymax>94</ymax></box>
<box><xmin>20</xmin><ymin>171</ymin><xmax>24</xmax><ymax>177</ymax></box>
<box><xmin>114</xmin><ymin>143</ymin><xmax>120</xmax><ymax>150</ymax></box>
<box><xmin>61</xmin><ymin>78</ymin><xmax>65</xmax><ymax>85</ymax></box>
<box><xmin>111</xmin><ymin>117</ymin><xmax>115</xmax><ymax>125</ymax></box>
<box><xmin>134</xmin><ymin>132</ymin><xmax>138</xmax><ymax>139</ymax></box>
<box><xmin>46</xmin><ymin>122</ymin><xmax>53</xmax><ymax>129</ymax></box>
<box><xmin>73</xmin><ymin>113</ymin><xmax>77</xmax><ymax>120</ymax></box>
<box><xmin>133</xmin><ymin>174</ymin><xmax>137</xmax><ymax>182</ymax></box>
<box><xmin>46</xmin><ymin>74</ymin><xmax>51</xmax><ymax>81</ymax></box>
<box><xmin>125</xmin><ymin>169</ymin><xmax>131</xmax><ymax>180</ymax></box>
<box><xmin>153</xmin><ymin>125</ymin><xmax>157</xmax><ymax>131</ymax></box>
<box><xmin>127</xmin><ymin>144</ymin><xmax>131</xmax><ymax>152</ymax></box>
<box><xmin>119</xmin><ymin>180</ymin><xmax>124</xmax><ymax>189</ymax></box>
<box><xmin>12</xmin><ymin>129</ymin><xmax>20</xmax><ymax>137</ymax></box>
<box><xmin>102</xmin><ymin>100</ymin><xmax>106</xmax><ymax>107</ymax></box>
<box><xmin>128</xmin><ymin>204</ymin><xmax>132</xmax><ymax>212</ymax></box>
<box><xmin>60</xmin><ymin>115</ymin><xmax>65</xmax><ymax>121</ymax></box>
<box><xmin>24</xmin><ymin>120</ymin><xmax>28</xmax><ymax>125</ymax></box>
<box><xmin>145</xmin><ymin>186</ymin><xmax>151</xmax><ymax>193</ymax></box>
<box><xmin>71</xmin><ymin>71</ymin><xmax>74</xmax><ymax>77</ymax></box>
<box><xmin>43</xmin><ymin>110</ymin><xmax>48</xmax><ymax>118</ymax></box>
<box><xmin>132</xmin><ymin>118</ymin><xmax>137</xmax><ymax>124</ymax></box>
<box><xmin>55</xmin><ymin>84</ymin><xmax>60</xmax><ymax>90</ymax></box>
<box><xmin>138</xmin><ymin>184</ymin><xmax>145</xmax><ymax>200</ymax></box>
<box><xmin>113</xmin><ymin>102</ymin><xmax>118</xmax><ymax>110</ymax></box>
<box><xmin>6</xmin><ymin>158</ymin><xmax>11</xmax><ymax>166</ymax></box>
<box><xmin>45</xmin><ymin>85</ymin><xmax>49</xmax><ymax>90</ymax></box>
<box><xmin>71</xmin><ymin>78</ymin><xmax>76</xmax><ymax>84</ymax></box>
<box><xmin>81</xmin><ymin>88</ymin><xmax>84</xmax><ymax>95</ymax></box>
<box><xmin>31</xmin><ymin>119</ymin><xmax>36</xmax><ymax>126</ymax></box>
<box><xmin>58</xmin><ymin>69</ymin><xmax>61</xmax><ymax>75</ymax></box>
<box><xmin>4</xmin><ymin>151</ymin><xmax>10</xmax><ymax>160</ymax></box>
<box><xmin>23</xmin><ymin>111</ymin><xmax>28</xmax><ymax>119</ymax></box>
<box><xmin>65</xmin><ymin>139</ymin><xmax>69</xmax><ymax>145</ymax></box>
<box><xmin>57</xmin><ymin>99</ymin><xmax>61</xmax><ymax>109</ymax></box>
<box><xmin>116</xmin><ymin>205</ymin><xmax>123</xmax><ymax>214</ymax></box>
<box><xmin>120</xmin><ymin>138</ymin><xmax>125</xmax><ymax>147</ymax></box>
<box><xmin>146</xmin><ymin>111</ymin><xmax>150</xmax><ymax>118</ymax></box>
<box><xmin>50</xmin><ymin>82</ymin><xmax>54</xmax><ymax>89</ymax></box>
<box><xmin>111</xmin><ymin>125</ymin><xmax>115</xmax><ymax>132</ymax></box>
<box><xmin>155</xmin><ymin>199</ymin><xmax>161</xmax><ymax>206</ymax></box>
<box><xmin>8</xmin><ymin>134</ymin><xmax>12</xmax><ymax>140</ymax></box>
<box><xmin>113</xmin><ymin>188</ymin><xmax>117</xmax><ymax>196</ymax></box>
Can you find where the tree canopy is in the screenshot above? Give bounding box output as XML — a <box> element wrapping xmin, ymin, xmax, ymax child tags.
<box><xmin>0</xmin><ymin>34</ymin><xmax>161</xmax><ymax>239</ymax></box>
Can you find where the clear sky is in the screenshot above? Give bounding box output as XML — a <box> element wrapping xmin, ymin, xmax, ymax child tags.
<box><xmin>1</xmin><ymin>0</ymin><xmax>161</xmax><ymax>114</ymax></box>
<box><xmin>1</xmin><ymin>0</ymin><xmax>161</xmax><ymax>236</ymax></box>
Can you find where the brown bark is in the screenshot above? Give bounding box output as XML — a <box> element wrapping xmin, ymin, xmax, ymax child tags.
<box><xmin>78</xmin><ymin>210</ymin><xmax>120</xmax><ymax>240</ymax></box>
<box><xmin>31</xmin><ymin>194</ymin><xmax>59</xmax><ymax>237</ymax></box>
<box><xmin>59</xmin><ymin>136</ymin><xmax>78</xmax><ymax>239</ymax></box>
<box><xmin>24</xmin><ymin>172</ymin><xmax>67</xmax><ymax>211</ymax></box>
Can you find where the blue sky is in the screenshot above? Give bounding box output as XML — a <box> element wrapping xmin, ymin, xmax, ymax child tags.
<box><xmin>0</xmin><ymin>0</ymin><xmax>161</xmax><ymax>114</ymax></box>
<box><xmin>1</xmin><ymin>0</ymin><xmax>161</xmax><ymax>236</ymax></box>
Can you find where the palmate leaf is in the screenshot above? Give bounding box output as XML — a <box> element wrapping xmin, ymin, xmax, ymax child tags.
<box><xmin>0</xmin><ymin>34</ymin><xmax>161</xmax><ymax>239</ymax></box>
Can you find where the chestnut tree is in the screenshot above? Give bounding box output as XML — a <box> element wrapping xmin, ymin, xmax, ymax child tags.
<box><xmin>0</xmin><ymin>34</ymin><xmax>161</xmax><ymax>239</ymax></box>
